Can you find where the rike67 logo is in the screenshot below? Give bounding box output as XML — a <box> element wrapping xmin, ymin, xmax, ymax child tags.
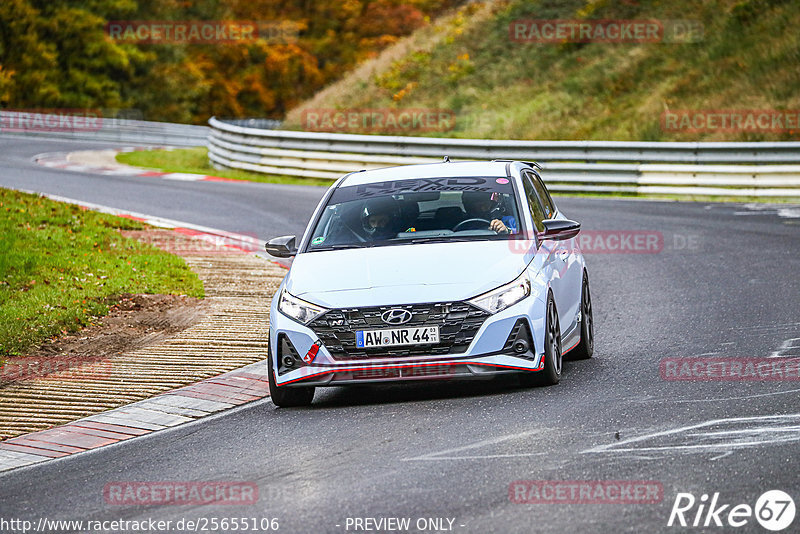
<box><xmin>668</xmin><ymin>490</ymin><xmax>795</xmax><ymax>531</ymax></box>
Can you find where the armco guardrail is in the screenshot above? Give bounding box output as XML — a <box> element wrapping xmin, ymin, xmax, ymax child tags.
<box><xmin>208</xmin><ymin>116</ymin><xmax>800</xmax><ymax>197</ymax></box>
<box><xmin>0</xmin><ymin>110</ymin><xmax>207</xmax><ymax>147</ymax></box>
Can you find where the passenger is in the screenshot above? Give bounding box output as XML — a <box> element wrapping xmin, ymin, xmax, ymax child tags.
<box><xmin>460</xmin><ymin>191</ymin><xmax>517</xmax><ymax>234</ymax></box>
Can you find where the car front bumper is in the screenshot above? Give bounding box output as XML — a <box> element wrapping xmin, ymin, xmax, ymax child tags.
<box><xmin>269</xmin><ymin>289</ymin><xmax>549</xmax><ymax>387</ymax></box>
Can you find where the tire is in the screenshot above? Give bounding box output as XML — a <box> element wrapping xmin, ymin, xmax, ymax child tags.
<box><xmin>568</xmin><ymin>271</ymin><xmax>594</xmax><ymax>360</ymax></box>
<box><xmin>519</xmin><ymin>293</ymin><xmax>562</xmax><ymax>387</ymax></box>
<box><xmin>267</xmin><ymin>339</ymin><xmax>315</xmax><ymax>407</ymax></box>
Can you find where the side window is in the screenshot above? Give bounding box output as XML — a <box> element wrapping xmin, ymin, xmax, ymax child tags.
<box><xmin>530</xmin><ymin>172</ymin><xmax>555</xmax><ymax>219</ymax></box>
<box><xmin>522</xmin><ymin>173</ymin><xmax>546</xmax><ymax>233</ymax></box>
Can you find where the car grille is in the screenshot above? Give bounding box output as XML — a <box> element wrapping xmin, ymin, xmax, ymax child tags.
<box><xmin>308</xmin><ymin>302</ymin><xmax>490</xmax><ymax>360</ymax></box>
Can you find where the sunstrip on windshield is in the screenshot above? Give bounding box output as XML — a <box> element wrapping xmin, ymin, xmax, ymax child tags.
<box><xmin>337</xmin><ymin>177</ymin><xmax>513</xmax><ymax>201</ymax></box>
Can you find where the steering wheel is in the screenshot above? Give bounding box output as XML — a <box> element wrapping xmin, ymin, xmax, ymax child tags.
<box><xmin>452</xmin><ymin>218</ymin><xmax>492</xmax><ymax>232</ymax></box>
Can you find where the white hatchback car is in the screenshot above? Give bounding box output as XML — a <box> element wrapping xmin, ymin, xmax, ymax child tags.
<box><xmin>265</xmin><ymin>160</ymin><xmax>593</xmax><ymax>406</ymax></box>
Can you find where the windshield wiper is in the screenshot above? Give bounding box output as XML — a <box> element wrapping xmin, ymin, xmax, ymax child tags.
<box><xmin>406</xmin><ymin>236</ymin><xmax>489</xmax><ymax>244</ymax></box>
<box><xmin>307</xmin><ymin>243</ymin><xmax>365</xmax><ymax>252</ymax></box>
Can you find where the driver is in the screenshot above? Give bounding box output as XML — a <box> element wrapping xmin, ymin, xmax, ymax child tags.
<box><xmin>361</xmin><ymin>196</ymin><xmax>400</xmax><ymax>240</ymax></box>
<box><xmin>461</xmin><ymin>191</ymin><xmax>517</xmax><ymax>234</ymax></box>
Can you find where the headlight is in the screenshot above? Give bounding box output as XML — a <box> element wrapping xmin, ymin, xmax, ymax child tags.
<box><xmin>278</xmin><ymin>288</ymin><xmax>327</xmax><ymax>324</ymax></box>
<box><xmin>469</xmin><ymin>273</ymin><xmax>531</xmax><ymax>314</ymax></box>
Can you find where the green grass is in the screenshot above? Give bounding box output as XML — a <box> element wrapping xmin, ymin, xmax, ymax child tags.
<box><xmin>117</xmin><ymin>147</ymin><xmax>334</xmax><ymax>187</ymax></box>
<box><xmin>0</xmin><ymin>188</ymin><xmax>204</xmax><ymax>361</ymax></box>
<box><xmin>284</xmin><ymin>0</ymin><xmax>800</xmax><ymax>142</ymax></box>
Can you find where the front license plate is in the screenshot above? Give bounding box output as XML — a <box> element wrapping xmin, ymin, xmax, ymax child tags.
<box><xmin>355</xmin><ymin>326</ymin><xmax>440</xmax><ymax>348</ymax></box>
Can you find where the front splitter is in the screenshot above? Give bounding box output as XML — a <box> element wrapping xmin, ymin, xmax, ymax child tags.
<box><xmin>274</xmin><ymin>352</ymin><xmax>545</xmax><ymax>387</ymax></box>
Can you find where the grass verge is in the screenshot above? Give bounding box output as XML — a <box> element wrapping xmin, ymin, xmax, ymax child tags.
<box><xmin>0</xmin><ymin>188</ymin><xmax>204</xmax><ymax>362</ymax></box>
<box><xmin>284</xmin><ymin>0</ymin><xmax>800</xmax><ymax>142</ymax></box>
<box><xmin>116</xmin><ymin>147</ymin><xmax>334</xmax><ymax>187</ymax></box>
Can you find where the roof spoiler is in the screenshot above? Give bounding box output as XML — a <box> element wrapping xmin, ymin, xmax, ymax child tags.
<box><xmin>491</xmin><ymin>159</ymin><xmax>542</xmax><ymax>170</ymax></box>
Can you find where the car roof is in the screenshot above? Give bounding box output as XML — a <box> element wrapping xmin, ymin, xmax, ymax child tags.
<box><xmin>339</xmin><ymin>161</ymin><xmax>515</xmax><ymax>187</ymax></box>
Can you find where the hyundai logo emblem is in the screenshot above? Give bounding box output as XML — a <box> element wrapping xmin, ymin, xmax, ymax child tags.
<box><xmin>381</xmin><ymin>308</ymin><xmax>413</xmax><ymax>325</ymax></box>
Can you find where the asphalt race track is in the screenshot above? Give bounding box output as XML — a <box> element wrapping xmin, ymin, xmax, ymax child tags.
<box><xmin>1</xmin><ymin>136</ymin><xmax>799</xmax><ymax>533</ymax></box>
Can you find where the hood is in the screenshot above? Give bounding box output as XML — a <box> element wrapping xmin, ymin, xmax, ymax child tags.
<box><xmin>285</xmin><ymin>240</ymin><xmax>534</xmax><ymax>308</ymax></box>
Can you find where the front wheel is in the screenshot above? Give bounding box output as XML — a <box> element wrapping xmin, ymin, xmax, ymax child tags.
<box><xmin>568</xmin><ymin>271</ymin><xmax>594</xmax><ymax>360</ymax></box>
<box><xmin>267</xmin><ymin>339</ymin><xmax>315</xmax><ymax>407</ymax></box>
<box><xmin>519</xmin><ymin>294</ymin><xmax>562</xmax><ymax>387</ymax></box>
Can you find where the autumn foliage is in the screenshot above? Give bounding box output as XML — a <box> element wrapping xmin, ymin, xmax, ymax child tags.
<box><xmin>0</xmin><ymin>0</ymin><xmax>455</xmax><ymax>123</ymax></box>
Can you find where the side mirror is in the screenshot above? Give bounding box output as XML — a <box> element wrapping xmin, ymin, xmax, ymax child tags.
<box><xmin>265</xmin><ymin>235</ymin><xmax>297</xmax><ymax>258</ymax></box>
<box><xmin>538</xmin><ymin>219</ymin><xmax>580</xmax><ymax>241</ymax></box>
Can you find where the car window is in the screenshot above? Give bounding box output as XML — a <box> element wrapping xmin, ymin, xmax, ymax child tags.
<box><xmin>522</xmin><ymin>173</ymin><xmax>546</xmax><ymax>233</ymax></box>
<box><xmin>529</xmin><ymin>171</ymin><xmax>556</xmax><ymax>218</ymax></box>
<box><xmin>304</xmin><ymin>176</ymin><xmax>522</xmax><ymax>251</ymax></box>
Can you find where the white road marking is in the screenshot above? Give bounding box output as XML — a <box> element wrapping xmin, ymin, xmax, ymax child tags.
<box><xmin>405</xmin><ymin>453</ymin><xmax>547</xmax><ymax>461</ymax></box>
<box><xmin>582</xmin><ymin>414</ymin><xmax>800</xmax><ymax>454</ymax></box>
<box><xmin>739</xmin><ymin>203</ymin><xmax>800</xmax><ymax>219</ymax></box>
<box><xmin>666</xmin><ymin>386</ymin><xmax>800</xmax><ymax>403</ymax></box>
<box><xmin>686</xmin><ymin>425</ymin><xmax>800</xmax><ymax>437</ymax></box>
<box><xmin>769</xmin><ymin>337</ymin><xmax>800</xmax><ymax>358</ymax></box>
<box><xmin>709</xmin><ymin>451</ymin><xmax>733</xmax><ymax>461</ymax></box>
<box><xmin>163</xmin><ymin>172</ymin><xmax>205</xmax><ymax>181</ymax></box>
<box><xmin>402</xmin><ymin>430</ymin><xmax>543</xmax><ymax>461</ymax></box>
<box><xmin>738</xmin><ymin>322</ymin><xmax>800</xmax><ymax>334</ymax></box>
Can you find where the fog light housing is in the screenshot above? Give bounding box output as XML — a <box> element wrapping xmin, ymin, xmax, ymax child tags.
<box><xmin>277</xmin><ymin>334</ymin><xmax>304</xmax><ymax>375</ymax></box>
<box><xmin>504</xmin><ymin>319</ymin><xmax>535</xmax><ymax>360</ymax></box>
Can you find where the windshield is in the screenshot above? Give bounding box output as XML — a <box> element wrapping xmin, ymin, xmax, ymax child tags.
<box><xmin>305</xmin><ymin>176</ymin><xmax>522</xmax><ymax>251</ymax></box>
